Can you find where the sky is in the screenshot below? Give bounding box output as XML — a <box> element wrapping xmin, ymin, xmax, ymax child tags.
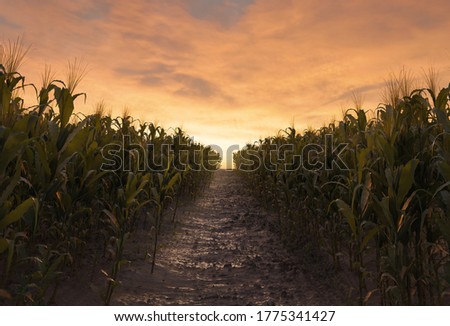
<box><xmin>1</xmin><ymin>0</ymin><xmax>450</xmax><ymax>168</ymax></box>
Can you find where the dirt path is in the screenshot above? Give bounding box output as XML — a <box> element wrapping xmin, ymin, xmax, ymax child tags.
<box><xmin>107</xmin><ymin>170</ymin><xmax>344</xmax><ymax>305</ymax></box>
<box><xmin>57</xmin><ymin>170</ymin><xmax>345</xmax><ymax>305</ymax></box>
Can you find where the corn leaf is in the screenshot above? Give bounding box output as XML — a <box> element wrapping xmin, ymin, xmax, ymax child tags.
<box><xmin>0</xmin><ymin>197</ymin><xmax>35</xmax><ymax>231</ymax></box>
<box><xmin>396</xmin><ymin>159</ymin><xmax>418</xmax><ymax>209</ymax></box>
<box><xmin>334</xmin><ymin>199</ymin><xmax>357</xmax><ymax>236</ymax></box>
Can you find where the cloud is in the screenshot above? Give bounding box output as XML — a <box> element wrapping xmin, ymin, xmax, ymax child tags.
<box><xmin>114</xmin><ymin>65</ymin><xmax>233</xmax><ymax>102</ymax></box>
<box><xmin>1</xmin><ymin>0</ymin><xmax>450</xmax><ymax>168</ymax></box>
<box><xmin>71</xmin><ymin>1</ymin><xmax>112</xmax><ymax>21</ymax></box>
<box><xmin>181</xmin><ymin>0</ymin><xmax>255</xmax><ymax>27</ymax></box>
<box><xmin>323</xmin><ymin>82</ymin><xmax>387</xmax><ymax>106</ymax></box>
<box><xmin>115</xmin><ymin>63</ymin><xmax>174</xmax><ymax>82</ymax></box>
<box><xmin>0</xmin><ymin>15</ymin><xmax>20</xmax><ymax>29</ymax></box>
<box><xmin>123</xmin><ymin>32</ymin><xmax>193</xmax><ymax>54</ymax></box>
<box><xmin>174</xmin><ymin>73</ymin><xmax>218</xmax><ymax>98</ymax></box>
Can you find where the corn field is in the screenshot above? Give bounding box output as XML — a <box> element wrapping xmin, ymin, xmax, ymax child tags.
<box><xmin>234</xmin><ymin>78</ymin><xmax>450</xmax><ymax>305</ymax></box>
<box><xmin>0</xmin><ymin>56</ymin><xmax>219</xmax><ymax>304</ymax></box>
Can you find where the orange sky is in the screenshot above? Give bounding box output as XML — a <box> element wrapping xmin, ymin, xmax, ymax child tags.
<box><xmin>1</xmin><ymin>0</ymin><xmax>450</xmax><ymax>168</ymax></box>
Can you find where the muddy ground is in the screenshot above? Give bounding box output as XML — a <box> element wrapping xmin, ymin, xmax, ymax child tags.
<box><xmin>58</xmin><ymin>170</ymin><xmax>349</xmax><ymax>305</ymax></box>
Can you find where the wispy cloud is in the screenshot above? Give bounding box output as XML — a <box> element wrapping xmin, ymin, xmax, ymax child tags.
<box><xmin>0</xmin><ymin>15</ymin><xmax>21</xmax><ymax>29</ymax></box>
<box><xmin>1</xmin><ymin>0</ymin><xmax>450</xmax><ymax>160</ymax></box>
<box><xmin>181</xmin><ymin>0</ymin><xmax>255</xmax><ymax>27</ymax></box>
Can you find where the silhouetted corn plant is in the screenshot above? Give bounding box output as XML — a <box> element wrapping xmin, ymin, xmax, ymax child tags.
<box><xmin>0</xmin><ymin>51</ymin><xmax>218</xmax><ymax>304</ymax></box>
<box><xmin>235</xmin><ymin>74</ymin><xmax>450</xmax><ymax>305</ymax></box>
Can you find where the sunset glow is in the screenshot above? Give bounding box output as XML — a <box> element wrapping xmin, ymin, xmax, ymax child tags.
<box><xmin>1</xmin><ymin>0</ymin><xmax>450</xmax><ymax>167</ymax></box>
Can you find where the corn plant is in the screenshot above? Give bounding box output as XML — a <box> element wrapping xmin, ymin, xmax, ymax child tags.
<box><xmin>235</xmin><ymin>77</ymin><xmax>450</xmax><ymax>305</ymax></box>
<box><xmin>0</xmin><ymin>51</ymin><xmax>218</xmax><ymax>305</ymax></box>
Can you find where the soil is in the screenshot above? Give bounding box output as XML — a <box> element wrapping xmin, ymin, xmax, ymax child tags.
<box><xmin>57</xmin><ymin>170</ymin><xmax>348</xmax><ymax>305</ymax></box>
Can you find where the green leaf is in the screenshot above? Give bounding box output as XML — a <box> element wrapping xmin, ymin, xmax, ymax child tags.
<box><xmin>82</xmin><ymin>170</ymin><xmax>108</xmax><ymax>190</ymax></box>
<box><xmin>334</xmin><ymin>199</ymin><xmax>357</xmax><ymax>237</ymax></box>
<box><xmin>376</xmin><ymin>134</ymin><xmax>395</xmax><ymax>167</ymax></box>
<box><xmin>0</xmin><ymin>159</ymin><xmax>22</xmax><ymax>204</ymax></box>
<box><xmin>0</xmin><ymin>197</ymin><xmax>36</xmax><ymax>231</ymax></box>
<box><xmin>34</xmin><ymin>141</ymin><xmax>51</xmax><ymax>179</ymax></box>
<box><xmin>164</xmin><ymin>172</ymin><xmax>180</xmax><ymax>192</ymax></box>
<box><xmin>396</xmin><ymin>159</ymin><xmax>419</xmax><ymax>209</ymax></box>
<box><xmin>435</xmin><ymin>86</ymin><xmax>449</xmax><ymax>111</ymax></box>
<box><xmin>54</xmin><ymin>87</ymin><xmax>75</xmax><ymax>129</ymax></box>
<box><xmin>357</xmin><ymin>148</ymin><xmax>370</xmax><ymax>184</ymax></box>
<box><xmin>374</xmin><ymin>196</ymin><xmax>394</xmax><ymax>229</ymax></box>
<box><xmin>42</xmin><ymin>254</ymin><xmax>69</xmax><ymax>282</ymax></box>
<box><xmin>1</xmin><ymin>82</ymin><xmax>12</xmax><ymax>116</ymax></box>
<box><xmin>103</xmin><ymin>209</ymin><xmax>119</xmax><ymax>231</ymax></box>
<box><xmin>360</xmin><ymin>173</ymin><xmax>372</xmax><ymax>216</ymax></box>
<box><xmin>434</xmin><ymin>107</ymin><xmax>450</xmax><ymax>133</ymax></box>
<box><xmin>58</xmin><ymin>119</ymin><xmax>86</xmax><ymax>154</ymax></box>
<box><xmin>0</xmin><ymin>131</ymin><xmax>28</xmax><ymax>174</ymax></box>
